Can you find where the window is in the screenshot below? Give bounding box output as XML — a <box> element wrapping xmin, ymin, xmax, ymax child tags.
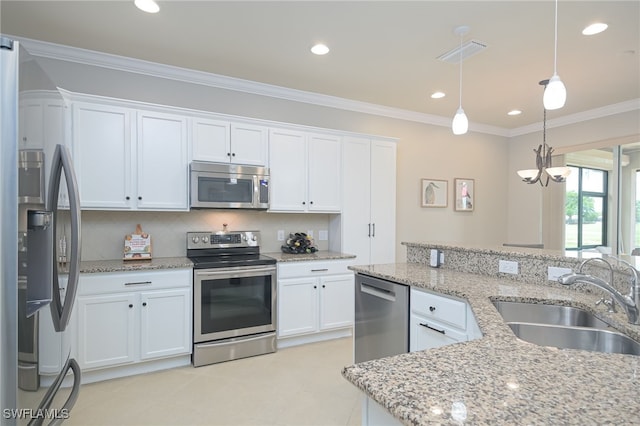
<box><xmin>565</xmin><ymin>166</ymin><xmax>608</xmax><ymax>250</ymax></box>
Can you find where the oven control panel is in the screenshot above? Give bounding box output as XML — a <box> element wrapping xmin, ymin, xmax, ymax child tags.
<box><xmin>187</xmin><ymin>231</ymin><xmax>261</xmax><ymax>249</ymax></box>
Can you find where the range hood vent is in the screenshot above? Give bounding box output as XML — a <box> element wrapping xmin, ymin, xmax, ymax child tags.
<box><xmin>437</xmin><ymin>40</ymin><xmax>487</xmax><ymax>63</ymax></box>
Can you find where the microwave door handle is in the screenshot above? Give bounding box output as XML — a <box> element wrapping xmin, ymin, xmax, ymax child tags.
<box><xmin>253</xmin><ymin>175</ymin><xmax>259</xmax><ymax>208</ymax></box>
<box><xmin>48</xmin><ymin>144</ymin><xmax>81</xmax><ymax>333</ymax></box>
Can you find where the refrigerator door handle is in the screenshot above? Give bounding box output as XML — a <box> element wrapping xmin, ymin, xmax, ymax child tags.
<box><xmin>48</xmin><ymin>144</ymin><xmax>81</xmax><ymax>333</ymax></box>
<box><xmin>28</xmin><ymin>356</ymin><xmax>81</xmax><ymax>426</ymax></box>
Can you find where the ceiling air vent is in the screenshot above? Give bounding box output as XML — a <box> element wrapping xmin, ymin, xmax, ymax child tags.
<box><xmin>437</xmin><ymin>40</ymin><xmax>487</xmax><ymax>63</ymax></box>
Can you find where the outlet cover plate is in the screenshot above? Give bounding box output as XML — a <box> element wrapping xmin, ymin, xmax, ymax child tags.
<box><xmin>499</xmin><ymin>260</ymin><xmax>519</xmax><ymax>275</ymax></box>
<box><xmin>548</xmin><ymin>266</ymin><xmax>572</xmax><ymax>281</ymax></box>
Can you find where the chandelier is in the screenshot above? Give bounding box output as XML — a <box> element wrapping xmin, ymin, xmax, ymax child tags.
<box><xmin>516</xmin><ymin>80</ymin><xmax>571</xmax><ymax>186</ymax></box>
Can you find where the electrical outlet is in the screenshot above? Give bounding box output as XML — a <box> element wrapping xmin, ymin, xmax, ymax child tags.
<box><xmin>548</xmin><ymin>266</ymin><xmax>572</xmax><ymax>281</ymax></box>
<box><xmin>277</xmin><ymin>230</ymin><xmax>285</xmax><ymax>241</ymax></box>
<box><xmin>318</xmin><ymin>230</ymin><xmax>328</xmax><ymax>241</ymax></box>
<box><xmin>499</xmin><ymin>260</ymin><xmax>519</xmax><ymax>275</ymax></box>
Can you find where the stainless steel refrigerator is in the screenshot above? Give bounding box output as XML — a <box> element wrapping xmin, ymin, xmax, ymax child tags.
<box><xmin>1</xmin><ymin>37</ymin><xmax>82</xmax><ymax>425</ymax></box>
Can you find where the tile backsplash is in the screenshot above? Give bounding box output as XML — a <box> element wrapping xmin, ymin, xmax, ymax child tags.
<box><xmin>81</xmin><ymin>210</ymin><xmax>332</xmax><ymax>260</ymax></box>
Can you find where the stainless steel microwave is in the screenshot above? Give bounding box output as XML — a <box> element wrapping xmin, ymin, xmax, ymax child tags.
<box><xmin>190</xmin><ymin>162</ymin><xmax>270</xmax><ymax>209</ymax></box>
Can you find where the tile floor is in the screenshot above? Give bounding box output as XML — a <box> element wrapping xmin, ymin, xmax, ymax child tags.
<box><xmin>65</xmin><ymin>337</ymin><xmax>361</xmax><ymax>426</ymax></box>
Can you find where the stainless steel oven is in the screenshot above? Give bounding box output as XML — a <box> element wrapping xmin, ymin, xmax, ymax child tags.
<box><xmin>188</xmin><ymin>231</ymin><xmax>277</xmax><ymax>367</ymax></box>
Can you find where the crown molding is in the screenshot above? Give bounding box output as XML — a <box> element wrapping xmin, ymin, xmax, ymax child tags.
<box><xmin>509</xmin><ymin>99</ymin><xmax>640</xmax><ymax>137</ymax></box>
<box><xmin>10</xmin><ymin>35</ymin><xmax>638</xmax><ymax>139</ymax></box>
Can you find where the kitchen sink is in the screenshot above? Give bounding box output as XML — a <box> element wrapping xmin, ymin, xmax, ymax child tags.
<box><xmin>506</xmin><ymin>323</ymin><xmax>640</xmax><ymax>356</ymax></box>
<box><xmin>492</xmin><ymin>300</ymin><xmax>640</xmax><ymax>356</ymax></box>
<box><xmin>492</xmin><ymin>300</ymin><xmax>612</xmax><ymax>329</ymax></box>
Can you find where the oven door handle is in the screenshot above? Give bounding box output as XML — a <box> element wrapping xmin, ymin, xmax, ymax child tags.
<box><xmin>195</xmin><ymin>265</ymin><xmax>276</xmax><ymax>279</ymax></box>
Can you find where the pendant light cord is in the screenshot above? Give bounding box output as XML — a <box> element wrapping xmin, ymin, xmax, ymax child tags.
<box><xmin>553</xmin><ymin>0</ymin><xmax>558</xmax><ymax>73</ymax></box>
<box><xmin>458</xmin><ymin>31</ymin><xmax>463</xmax><ymax>107</ymax></box>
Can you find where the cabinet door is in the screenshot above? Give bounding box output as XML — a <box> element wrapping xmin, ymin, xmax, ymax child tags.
<box><xmin>308</xmin><ymin>134</ymin><xmax>341</xmax><ymax>212</ymax></box>
<box><xmin>319</xmin><ymin>274</ymin><xmax>354</xmax><ymax>330</ymax></box>
<box><xmin>136</xmin><ymin>110</ymin><xmax>189</xmax><ymax>210</ymax></box>
<box><xmin>191</xmin><ymin>117</ymin><xmax>230</xmax><ymax>163</ymax></box>
<box><xmin>341</xmin><ymin>136</ymin><xmax>373</xmax><ymax>264</ymax></box>
<box><xmin>230</xmin><ymin>123</ymin><xmax>268</xmax><ymax>166</ymax></box>
<box><xmin>19</xmin><ymin>99</ymin><xmax>44</xmax><ymax>149</ymax></box>
<box><xmin>370</xmin><ymin>140</ymin><xmax>397</xmax><ymax>264</ymax></box>
<box><xmin>72</xmin><ymin>103</ymin><xmax>133</xmax><ymax>209</ymax></box>
<box><xmin>409</xmin><ymin>313</ymin><xmax>466</xmax><ymax>352</ymax></box>
<box><xmin>76</xmin><ymin>293</ymin><xmax>136</xmax><ymax>370</ymax></box>
<box><xmin>268</xmin><ymin>128</ymin><xmax>307</xmax><ymax>212</ymax></box>
<box><xmin>277</xmin><ymin>277</ymin><xmax>318</xmax><ymax>337</ymax></box>
<box><xmin>139</xmin><ymin>288</ymin><xmax>191</xmax><ymax>360</ymax></box>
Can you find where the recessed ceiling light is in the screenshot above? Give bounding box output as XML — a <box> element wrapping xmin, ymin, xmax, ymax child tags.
<box><xmin>507</xmin><ymin>110</ymin><xmax>522</xmax><ymax>116</ymax></box>
<box><xmin>135</xmin><ymin>0</ymin><xmax>160</xmax><ymax>14</ymax></box>
<box><xmin>431</xmin><ymin>92</ymin><xmax>446</xmax><ymax>99</ymax></box>
<box><xmin>310</xmin><ymin>44</ymin><xmax>330</xmax><ymax>55</ymax></box>
<box><xmin>582</xmin><ymin>23</ymin><xmax>608</xmax><ymax>35</ymax></box>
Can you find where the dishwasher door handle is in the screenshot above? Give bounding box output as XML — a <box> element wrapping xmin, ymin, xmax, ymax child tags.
<box><xmin>360</xmin><ymin>282</ymin><xmax>396</xmax><ymax>302</ymax></box>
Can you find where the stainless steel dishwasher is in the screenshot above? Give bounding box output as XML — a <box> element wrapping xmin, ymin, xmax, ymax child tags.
<box><xmin>354</xmin><ymin>273</ymin><xmax>409</xmax><ymax>363</ymax></box>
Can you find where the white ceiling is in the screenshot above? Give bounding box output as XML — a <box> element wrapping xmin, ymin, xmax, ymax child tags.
<box><xmin>2</xmin><ymin>1</ymin><xmax>639</xmax><ymax>130</ymax></box>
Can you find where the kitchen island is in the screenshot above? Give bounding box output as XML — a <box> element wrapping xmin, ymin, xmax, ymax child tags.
<box><xmin>342</xmin><ymin>258</ymin><xmax>640</xmax><ymax>425</ymax></box>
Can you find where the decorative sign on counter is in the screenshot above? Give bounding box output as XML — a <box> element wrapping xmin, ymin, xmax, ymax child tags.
<box><xmin>123</xmin><ymin>224</ymin><xmax>152</xmax><ymax>260</ymax></box>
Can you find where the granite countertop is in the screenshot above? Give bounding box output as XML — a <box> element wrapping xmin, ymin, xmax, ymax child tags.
<box><xmin>263</xmin><ymin>251</ymin><xmax>356</xmax><ymax>262</ymax></box>
<box><xmin>80</xmin><ymin>257</ymin><xmax>193</xmax><ymax>273</ymax></box>
<box><xmin>80</xmin><ymin>251</ymin><xmax>355</xmax><ymax>273</ymax></box>
<box><xmin>342</xmin><ymin>263</ymin><xmax>640</xmax><ymax>425</ymax></box>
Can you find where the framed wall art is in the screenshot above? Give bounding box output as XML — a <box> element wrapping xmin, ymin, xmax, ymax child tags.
<box><xmin>454</xmin><ymin>178</ymin><xmax>474</xmax><ymax>212</ymax></box>
<box><xmin>421</xmin><ymin>179</ymin><xmax>448</xmax><ymax>208</ymax></box>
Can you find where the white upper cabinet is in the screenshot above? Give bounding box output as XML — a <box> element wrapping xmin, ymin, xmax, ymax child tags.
<box><xmin>268</xmin><ymin>128</ymin><xmax>341</xmax><ymax>213</ymax></box>
<box><xmin>73</xmin><ymin>102</ymin><xmax>133</xmax><ymax>210</ymax></box>
<box><xmin>307</xmin><ymin>133</ymin><xmax>342</xmax><ymax>212</ymax></box>
<box><xmin>72</xmin><ymin>100</ymin><xmax>188</xmax><ymax>210</ymax></box>
<box><xmin>136</xmin><ymin>110</ymin><xmax>189</xmax><ymax>210</ymax></box>
<box><xmin>191</xmin><ymin>117</ymin><xmax>268</xmax><ymax>166</ymax></box>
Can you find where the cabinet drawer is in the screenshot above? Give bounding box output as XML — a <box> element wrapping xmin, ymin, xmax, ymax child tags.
<box><xmin>79</xmin><ymin>269</ymin><xmax>191</xmax><ymax>295</ymax></box>
<box><xmin>410</xmin><ymin>289</ymin><xmax>466</xmax><ymax>330</ymax></box>
<box><xmin>277</xmin><ymin>259</ymin><xmax>354</xmax><ymax>278</ymax></box>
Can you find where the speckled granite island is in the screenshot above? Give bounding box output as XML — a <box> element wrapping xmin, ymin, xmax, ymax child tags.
<box><xmin>342</xmin><ymin>243</ymin><xmax>640</xmax><ymax>425</ymax></box>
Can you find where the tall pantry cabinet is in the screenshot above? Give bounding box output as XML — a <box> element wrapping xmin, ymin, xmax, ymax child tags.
<box><xmin>335</xmin><ymin>136</ymin><xmax>397</xmax><ymax>264</ymax></box>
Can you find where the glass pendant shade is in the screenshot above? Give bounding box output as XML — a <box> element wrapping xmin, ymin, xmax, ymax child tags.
<box><xmin>543</xmin><ymin>74</ymin><xmax>566</xmax><ymax>110</ymax></box>
<box><xmin>452</xmin><ymin>107</ymin><xmax>468</xmax><ymax>135</ymax></box>
<box><xmin>546</xmin><ymin>166</ymin><xmax>571</xmax><ymax>179</ymax></box>
<box><xmin>517</xmin><ymin>169</ymin><xmax>539</xmax><ymax>181</ymax></box>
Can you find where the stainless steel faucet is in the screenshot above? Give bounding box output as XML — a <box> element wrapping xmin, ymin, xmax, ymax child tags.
<box><xmin>558</xmin><ymin>257</ymin><xmax>640</xmax><ymax>325</ymax></box>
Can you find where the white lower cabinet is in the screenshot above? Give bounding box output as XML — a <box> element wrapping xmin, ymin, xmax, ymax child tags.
<box><xmin>277</xmin><ymin>260</ymin><xmax>354</xmax><ymax>346</ymax></box>
<box><xmin>409</xmin><ymin>288</ymin><xmax>481</xmax><ymax>352</ymax></box>
<box><xmin>76</xmin><ymin>269</ymin><xmax>192</xmax><ymax>372</ymax></box>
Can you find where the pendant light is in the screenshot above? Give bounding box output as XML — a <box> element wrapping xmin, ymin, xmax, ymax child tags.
<box><xmin>517</xmin><ymin>80</ymin><xmax>571</xmax><ymax>186</ymax></box>
<box><xmin>543</xmin><ymin>0</ymin><xmax>566</xmax><ymax>110</ymax></box>
<box><xmin>452</xmin><ymin>26</ymin><xmax>469</xmax><ymax>135</ymax></box>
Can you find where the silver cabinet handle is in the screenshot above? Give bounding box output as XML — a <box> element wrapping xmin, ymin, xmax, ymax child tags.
<box><xmin>419</xmin><ymin>322</ymin><xmax>445</xmax><ymax>334</ymax></box>
<box><xmin>372</xmin><ymin>223</ymin><xmax>376</xmax><ymax>237</ymax></box>
<box><xmin>124</xmin><ymin>281</ymin><xmax>152</xmax><ymax>286</ymax></box>
<box><xmin>310</xmin><ymin>268</ymin><xmax>329</xmax><ymax>272</ymax></box>
<box><xmin>368</xmin><ymin>223</ymin><xmax>371</xmax><ymax>237</ymax></box>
